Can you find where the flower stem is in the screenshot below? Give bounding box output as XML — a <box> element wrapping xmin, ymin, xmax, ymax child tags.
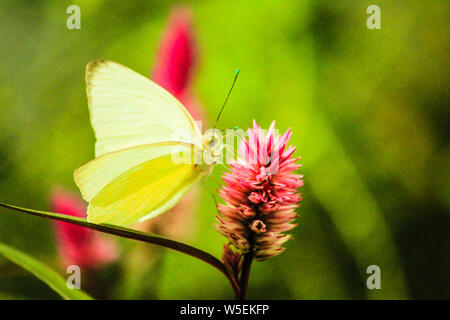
<box><xmin>239</xmin><ymin>250</ymin><xmax>254</xmax><ymax>300</ymax></box>
<box><xmin>0</xmin><ymin>202</ymin><xmax>240</xmax><ymax>298</ymax></box>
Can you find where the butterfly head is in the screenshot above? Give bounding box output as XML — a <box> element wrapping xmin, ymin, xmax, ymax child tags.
<box><xmin>203</xmin><ymin>129</ymin><xmax>223</xmax><ymax>161</ymax></box>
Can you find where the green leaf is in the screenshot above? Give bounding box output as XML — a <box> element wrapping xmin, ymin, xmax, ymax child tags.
<box><xmin>0</xmin><ymin>242</ymin><xmax>93</xmax><ymax>300</ymax></box>
<box><xmin>0</xmin><ymin>202</ymin><xmax>239</xmax><ymax>296</ymax></box>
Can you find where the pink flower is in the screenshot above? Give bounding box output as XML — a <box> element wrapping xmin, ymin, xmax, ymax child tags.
<box><xmin>51</xmin><ymin>189</ymin><xmax>118</xmax><ymax>268</ymax></box>
<box><xmin>217</xmin><ymin>121</ymin><xmax>303</xmax><ymax>261</ymax></box>
<box><xmin>152</xmin><ymin>6</ymin><xmax>203</xmax><ymax>121</ymax></box>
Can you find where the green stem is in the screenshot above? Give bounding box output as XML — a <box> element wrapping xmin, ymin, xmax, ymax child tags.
<box><xmin>239</xmin><ymin>251</ymin><xmax>254</xmax><ymax>300</ymax></box>
<box><xmin>0</xmin><ymin>202</ymin><xmax>240</xmax><ymax>297</ymax></box>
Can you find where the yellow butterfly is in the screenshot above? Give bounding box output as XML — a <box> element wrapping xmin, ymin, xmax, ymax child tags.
<box><xmin>74</xmin><ymin>60</ymin><xmax>227</xmax><ymax>227</ymax></box>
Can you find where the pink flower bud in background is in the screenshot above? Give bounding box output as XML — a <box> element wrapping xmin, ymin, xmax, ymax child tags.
<box><xmin>51</xmin><ymin>189</ymin><xmax>118</xmax><ymax>268</ymax></box>
<box><xmin>217</xmin><ymin>121</ymin><xmax>303</xmax><ymax>261</ymax></box>
<box><xmin>152</xmin><ymin>6</ymin><xmax>204</xmax><ymax>121</ymax></box>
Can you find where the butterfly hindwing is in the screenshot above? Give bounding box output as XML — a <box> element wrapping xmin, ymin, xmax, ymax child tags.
<box><xmin>74</xmin><ymin>142</ymin><xmax>195</xmax><ymax>202</ymax></box>
<box><xmin>86</xmin><ymin>151</ymin><xmax>202</xmax><ymax>226</ymax></box>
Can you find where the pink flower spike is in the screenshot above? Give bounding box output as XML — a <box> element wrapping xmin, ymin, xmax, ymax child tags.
<box><xmin>152</xmin><ymin>6</ymin><xmax>204</xmax><ymax>121</ymax></box>
<box><xmin>51</xmin><ymin>189</ymin><xmax>118</xmax><ymax>269</ymax></box>
<box><xmin>216</xmin><ymin>121</ymin><xmax>303</xmax><ymax>261</ymax></box>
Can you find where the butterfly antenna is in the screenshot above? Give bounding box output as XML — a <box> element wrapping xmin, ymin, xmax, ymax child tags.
<box><xmin>213</xmin><ymin>68</ymin><xmax>240</xmax><ymax>132</ymax></box>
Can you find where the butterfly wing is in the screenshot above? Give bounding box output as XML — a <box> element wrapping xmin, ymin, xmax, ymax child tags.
<box><xmin>74</xmin><ymin>142</ymin><xmax>195</xmax><ymax>202</ymax></box>
<box><xmin>86</xmin><ymin>60</ymin><xmax>202</xmax><ymax>157</ymax></box>
<box><xmin>75</xmin><ymin>142</ymin><xmax>202</xmax><ymax>226</ymax></box>
<box><xmin>74</xmin><ymin>60</ymin><xmax>206</xmax><ymax>226</ymax></box>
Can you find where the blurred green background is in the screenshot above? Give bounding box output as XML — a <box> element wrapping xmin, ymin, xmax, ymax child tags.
<box><xmin>0</xmin><ymin>0</ymin><xmax>448</xmax><ymax>299</ymax></box>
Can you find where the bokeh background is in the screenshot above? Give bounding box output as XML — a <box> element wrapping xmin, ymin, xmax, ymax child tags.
<box><xmin>0</xmin><ymin>0</ymin><xmax>448</xmax><ymax>299</ymax></box>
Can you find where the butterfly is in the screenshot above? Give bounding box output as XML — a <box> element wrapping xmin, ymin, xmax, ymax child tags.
<box><xmin>74</xmin><ymin>60</ymin><xmax>235</xmax><ymax>227</ymax></box>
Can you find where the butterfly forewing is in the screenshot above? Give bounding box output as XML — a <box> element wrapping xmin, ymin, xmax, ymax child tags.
<box><xmin>86</xmin><ymin>60</ymin><xmax>202</xmax><ymax>157</ymax></box>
